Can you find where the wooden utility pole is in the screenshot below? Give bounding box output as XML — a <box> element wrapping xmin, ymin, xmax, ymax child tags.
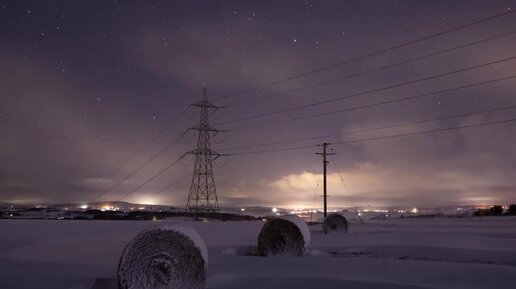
<box><xmin>316</xmin><ymin>143</ymin><xmax>335</xmax><ymax>218</ymax></box>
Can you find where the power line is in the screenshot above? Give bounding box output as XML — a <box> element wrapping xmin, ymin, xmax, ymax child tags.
<box><xmin>219</xmin><ymin>103</ymin><xmax>516</xmax><ymax>152</ymax></box>
<box><xmin>227</xmin><ymin>116</ymin><xmax>516</xmax><ymax>156</ymax></box>
<box><xmin>91</xmin><ymin>121</ymin><xmax>181</xmax><ymax>192</ymax></box>
<box><xmin>332</xmin><ymin>117</ymin><xmax>516</xmax><ymax>146</ymax></box>
<box><xmin>228</xmin><ymin>143</ymin><xmax>315</xmax><ymax>156</ymax></box>
<box><xmin>121</xmin><ymin>170</ymin><xmax>192</xmax><ymax>202</ymax></box>
<box><xmin>84</xmin><ymin>103</ymin><xmax>190</xmax><ymax>201</ymax></box>
<box><xmin>93</xmin><ymin>131</ymin><xmax>187</xmax><ymax>202</ymax></box>
<box><xmin>309</xmin><ymin>182</ymin><xmax>320</xmax><ymax>223</ymax></box>
<box><xmin>335</xmin><ymin>170</ymin><xmax>363</xmax><ymax>224</ymax></box>
<box><xmin>225</xmin><ymin>29</ymin><xmax>516</xmax><ymax>107</ymax></box>
<box><xmin>213</xmin><ymin>9</ymin><xmax>515</xmax><ymax>101</ymax></box>
<box><xmin>157</xmin><ymin>171</ymin><xmax>192</xmax><ymax>195</ymax></box>
<box><xmin>216</xmin><ymin>56</ymin><xmax>516</xmax><ymax>126</ymax></box>
<box><xmin>116</xmin><ymin>154</ymin><xmax>185</xmax><ymax>202</ymax></box>
<box><xmin>224</xmin><ymin>75</ymin><xmax>516</xmax><ymax>131</ymax></box>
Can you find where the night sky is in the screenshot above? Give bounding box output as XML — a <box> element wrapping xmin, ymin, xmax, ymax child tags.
<box><xmin>1</xmin><ymin>0</ymin><xmax>516</xmax><ymax>209</ymax></box>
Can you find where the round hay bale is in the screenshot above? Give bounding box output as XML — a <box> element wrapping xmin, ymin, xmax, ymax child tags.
<box><xmin>281</xmin><ymin>214</ymin><xmax>311</xmax><ymax>246</ymax></box>
<box><xmin>118</xmin><ymin>224</ymin><xmax>207</xmax><ymax>289</ymax></box>
<box><xmin>257</xmin><ymin>214</ymin><xmax>310</xmax><ymax>256</ymax></box>
<box><xmin>323</xmin><ymin>213</ymin><xmax>348</xmax><ymax>234</ymax></box>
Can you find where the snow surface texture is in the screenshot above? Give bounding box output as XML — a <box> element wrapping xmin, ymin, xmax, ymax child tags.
<box><xmin>2</xmin><ymin>217</ymin><xmax>516</xmax><ymax>289</ymax></box>
<box><xmin>323</xmin><ymin>213</ymin><xmax>348</xmax><ymax>234</ymax></box>
<box><xmin>280</xmin><ymin>214</ymin><xmax>311</xmax><ymax>247</ymax></box>
<box><xmin>118</xmin><ymin>224</ymin><xmax>207</xmax><ymax>289</ymax></box>
<box><xmin>159</xmin><ymin>224</ymin><xmax>209</xmax><ymax>265</ymax></box>
<box><xmin>257</xmin><ymin>215</ymin><xmax>311</xmax><ymax>256</ymax></box>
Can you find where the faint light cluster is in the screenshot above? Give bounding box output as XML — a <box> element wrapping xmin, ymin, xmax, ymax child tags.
<box><xmin>101</xmin><ymin>205</ymin><xmax>120</xmax><ymax>211</ymax></box>
<box><xmin>289</xmin><ymin>209</ymin><xmax>318</xmax><ymax>214</ymax></box>
<box><xmin>362</xmin><ymin>209</ymin><xmax>389</xmax><ymax>213</ymax></box>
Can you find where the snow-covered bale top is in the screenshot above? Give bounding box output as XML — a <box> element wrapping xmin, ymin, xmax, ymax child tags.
<box><xmin>323</xmin><ymin>213</ymin><xmax>349</xmax><ymax>234</ymax></box>
<box><xmin>118</xmin><ymin>224</ymin><xmax>207</xmax><ymax>289</ymax></box>
<box><xmin>257</xmin><ymin>214</ymin><xmax>311</xmax><ymax>256</ymax></box>
<box><xmin>281</xmin><ymin>214</ymin><xmax>311</xmax><ymax>246</ymax></box>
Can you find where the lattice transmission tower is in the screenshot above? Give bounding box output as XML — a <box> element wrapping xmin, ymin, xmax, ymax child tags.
<box><xmin>185</xmin><ymin>87</ymin><xmax>222</xmax><ymax>212</ymax></box>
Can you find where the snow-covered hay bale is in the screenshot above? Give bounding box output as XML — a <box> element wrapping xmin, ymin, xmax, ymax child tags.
<box><xmin>323</xmin><ymin>213</ymin><xmax>348</xmax><ymax>234</ymax></box>
<box><xmin>118</xmin><ymin>224</ymin><xmax>208</xmax><ymax>289</ymax></box>
<box><xmin>257</xmin><ymin>214</ymin><xmax>310</xmax><ymax>256</ymax></box>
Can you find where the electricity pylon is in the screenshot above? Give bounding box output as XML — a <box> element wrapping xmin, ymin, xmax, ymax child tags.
<box><xmin>186</xmin><ymin>87</ymin><xmax>223</xmax><ymax>212</ymax></box>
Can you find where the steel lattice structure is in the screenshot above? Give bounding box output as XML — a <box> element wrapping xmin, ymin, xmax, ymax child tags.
<box><xmin>186</xmin><ymin>87</ymin><xmax>221</xmax><ymax>212</ymax></box>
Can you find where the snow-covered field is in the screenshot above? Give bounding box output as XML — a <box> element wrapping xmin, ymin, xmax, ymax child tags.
<box><xmin>1</xmin><ymin>216</ymin><xmax>515</xmax><ymax>289</ymax></box>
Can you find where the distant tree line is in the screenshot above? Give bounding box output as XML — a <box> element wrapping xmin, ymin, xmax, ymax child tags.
<box><xmin>0</xmin><ymin>208</ymin><xmax>263</xmax><ymax>221</ymax></box>
<box><xmin>473</xmin><ymin>204</ymin><xmax>516</xmax><ymax>217</ymax></box>
<box><xmin>82</xmin><ymin>210</ymin><xmax>262</xmax><ymax>221</ymax></box>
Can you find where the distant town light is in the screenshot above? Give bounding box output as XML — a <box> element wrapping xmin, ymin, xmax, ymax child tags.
<box><xmin>139</xmin><ymin>197</ymin><xmax>158</xmax><ymax>205</ymax></box>
<box><xmin>240</xmin><ymin>208</ymin><xmax>245</xmax><ymax>212</ymax></box>
<box><xmin>79</xmin><ymin>204</ymin><xmax>88</xmax><ymax>209</ymax></box>
<box><xmin>411</xmin><ymin>208</ymin><xmax>419</xmax><ymax>214</ymax></box>
<box><xmin>272</xmin><ymin>207</ymin><xmax>278</xmax><ymax>213</ymax></box>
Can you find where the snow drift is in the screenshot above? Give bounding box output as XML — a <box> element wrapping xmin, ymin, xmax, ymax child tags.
<box><xmin>257</xmin><ymin>214</ymin><xmax>310</xmax><ymax>256</ymax></box>
<box><xmin>323</xmin><ymin>213</ymin><xmax>348</xmax><ymax>234</ymax></box>
<box><xmin>117</xmin><ymin>224</ymin><xmax>207</xmax><ymax>289</ymax></box>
